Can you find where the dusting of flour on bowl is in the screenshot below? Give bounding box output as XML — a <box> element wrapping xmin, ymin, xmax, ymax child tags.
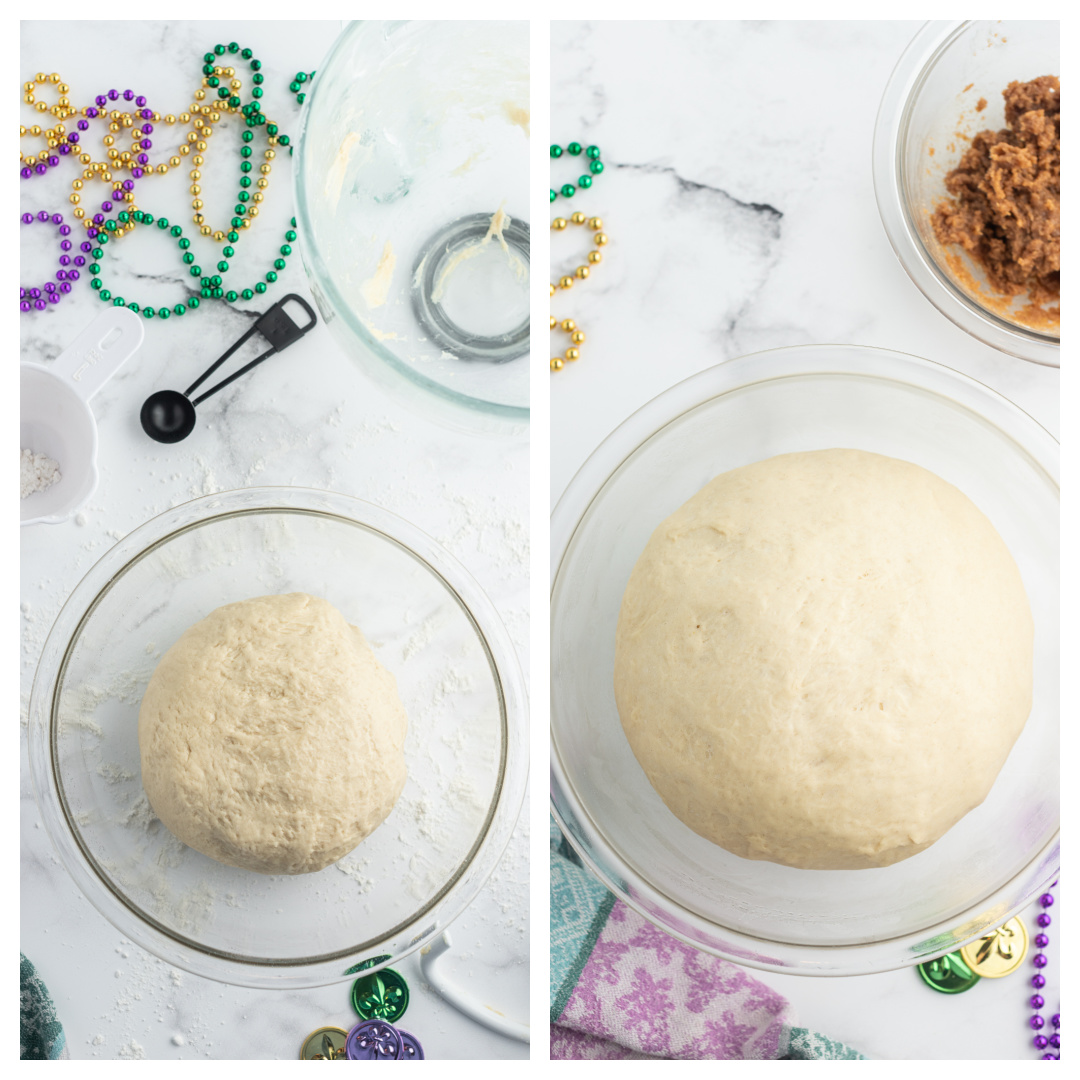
<box><xmin>22</xmin><ymin>357</ymin><xmax>530</xmax><ymax>1057</ymax></box>
<box><xmin>20</xmin><ymin>448</ymin><xmax>61</xmax><ymax>499</ymax></box>
<box><xmin>402</xmin><ymin>613</ymin><xmax>445</xmax><ymax>660</ymax></box>
<box><xmin>33</xmin><ymin>473</ymin><xmax>529</xmax><ymax>1028</ymax></box>
<box><xmin>334</xmin><ymin>854</ymin><xmax>375</xmax><ymax>893</ymax></box>
<box><xmin>56</xmin><ymin>590</ymin><xmax>501</xmax><ymax>939</ymax></box>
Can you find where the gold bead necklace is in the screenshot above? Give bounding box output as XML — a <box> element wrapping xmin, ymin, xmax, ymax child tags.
<box><xmin>550</xmin><ymin>212</ymin><xmax>608</xmax><ymax>371</ymax></box>
<box><xmin>21</xmin><ymin>69</ymin><xmax>282</xmax><ymax>243</ymax></box>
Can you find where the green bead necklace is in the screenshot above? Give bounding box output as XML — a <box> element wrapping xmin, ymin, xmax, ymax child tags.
<box><xmin>550</xmin><ymin>142</ymin><xmax>603</xmax><ymax>202</ymax></box>
<box><xmin>191</xmin><ymin>42</ymin><xmax>295</xmax><ymax>239</ymax></box>
<box><xmin>289</xmin><ymin>71</ymin><xmax>315</xmax><ymax>106</ymax></box>
<box><xmin>88</xmin><ymin>211</ymin><xmax>299</xmax><ymax>318</ymax></box>
<box><xmin>87</xmin><ymin>40</ymin><xmax>307</xmax><ymax>318</ymax></box>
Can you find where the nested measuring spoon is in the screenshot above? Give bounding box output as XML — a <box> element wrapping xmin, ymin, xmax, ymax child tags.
<box><xmin>140</xmin><ymin>294</ymin><xmax>318</xmax><ymax>443</ymax></box>
<box><xmin>21</xmin><ymin>306</ymin><xmax>145</xmax><ymax>526</ymax></box>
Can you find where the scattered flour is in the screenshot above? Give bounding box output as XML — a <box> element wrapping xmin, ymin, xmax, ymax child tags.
<box><xmin>437</xmin><ymin>485</ymin><xmax>529</xmax><ymax>573</ymax></box>
<box><xmin>98</xmin><ymin>761</ymin><xmax>137</xmax><ymax>785</ymax></box>
<box><xmin>409</xmin><ymin>795</ymin><xmax>445</xmax><ymax>844</ymax></box>
<box><xmin>402</xmin><ymin>613</ymin><xmax>445</xmax><ymax>661</ymax></box>
<box><xmin>334</xmin><ymin>855</ymin><xmax>374</xmax><ymax>894</ymax></box>
<box><xmin>117</xmin><ymin>1038</ymin><xmax>145</xmax><ymax>1059</ymax></box>
<box><xmin>20</xmin><ymin>448</ymin><xmax>61</xmax><ymax>499</ymax></box>
<box><xmin>434</xmin><ymin>667</ymin><xmax>475</xmax><ymax>705</ymax></box>
<box><xmin>81</xmin><ymin>939</ymin><xmax>213</xmax><ymax>1058</ymax></box>
<box><xmin>191</xmin><ymin>456</ymin><xmax>220</xmax><ymax>497</ymax></box>
<box><xmin>21</xmin><ymin>412</ymin><xmax>530</xmax><ymax>1057</ymax></box>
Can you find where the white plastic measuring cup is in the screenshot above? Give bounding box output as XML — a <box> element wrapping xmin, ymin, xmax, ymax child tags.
<box><xmin>20</xmin><ymin>307</ymin><xmax>144</xmax><ymax>526</ymax></box>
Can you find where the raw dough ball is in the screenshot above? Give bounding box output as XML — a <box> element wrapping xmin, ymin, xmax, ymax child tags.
<box><xmin>139</xmin><ymin>593</ymin><xmax>408</xmax><ymax>875</ymax></box>
<box><xmin>614</xmin><ymin>449</ymin><xmax>1033</xmax><ymax>870</ymax></box>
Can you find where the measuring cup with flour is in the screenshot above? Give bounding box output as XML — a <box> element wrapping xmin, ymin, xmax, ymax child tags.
<box><xmin>20</xmin><ymin>307</ymin><xmax>144</xmax><ymax>526</ymax></box>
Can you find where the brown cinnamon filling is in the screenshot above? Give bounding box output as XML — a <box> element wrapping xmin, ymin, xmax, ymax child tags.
<box><xmin>931</xmin><ymin>76</ymin><xmax>1059</xmax><ymax>308</ymax></box>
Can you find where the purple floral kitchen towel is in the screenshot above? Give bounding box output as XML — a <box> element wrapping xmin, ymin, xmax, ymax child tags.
<box><xmin>550</xmin><ymin>818</ymin><xmax>864</xmax><ymax>1060</ymax></box>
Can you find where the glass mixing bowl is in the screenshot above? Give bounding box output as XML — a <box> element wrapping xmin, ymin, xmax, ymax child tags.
<box><xmin>29</xmin><ymin>487</ymin><xmax>527</xmax><ymax>989</ymax></box>
<box><xmin>550</xmin><ymin>345</ymin><xmax>1058</xmax><ymax>976</ymax></box>
<box><xmin>873</xmin><ymin>21</ymin><xmax>1060</xmax><ymax>366</ymax></box>
<box><xmin>295</xmin><ymin>21</ymin><xmax>530</xmax><ymax>436</ymax></box>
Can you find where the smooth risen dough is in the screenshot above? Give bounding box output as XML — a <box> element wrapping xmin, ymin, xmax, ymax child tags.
<box><xmin>615</xmin><ymin>449</ymin><xmax>1033</xmax><ymax>870</ymax></box>
<box><xmin>139</xmin><ymin>593</ymin><xmax>407</xmax><ymax>875</ymax></box>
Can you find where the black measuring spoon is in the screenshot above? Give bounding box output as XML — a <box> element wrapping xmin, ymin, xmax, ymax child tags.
<box><xmin>140</xmin><ymin>293</ymin><xmax>318</xmax><ymax>443</ymax></box>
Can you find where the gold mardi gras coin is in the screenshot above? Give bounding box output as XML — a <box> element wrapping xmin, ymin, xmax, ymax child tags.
<box><xmin>959</xmin><ymin>916</ymin><xmax>1029</xmax><ymax>978</ymax></box>
<box><xmin>299</xmin><ymin>1026</ymin><xmax>349</xmax><ymax>1060</ymax></box>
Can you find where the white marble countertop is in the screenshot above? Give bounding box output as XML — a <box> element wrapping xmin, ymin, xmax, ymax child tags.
<box><xmin>551</xmin><ymin>19</ymin><xmax>1058</xmax><ymax>1061</ymax></box>
<box><xmin>21</xmin><ymin>20</ymin><xmax>528</xmax><ymax>1060</ymax></box>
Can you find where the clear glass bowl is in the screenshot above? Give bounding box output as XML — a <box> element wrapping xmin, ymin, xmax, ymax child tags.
<box><xmin>873</xmin><ymin>21</ymin><xmax>1060</xmax><ymax>366</ymax></box>
<box><xmin>295</xmin><ymin>21</ymin><xmax>530</xmax><ymax>436</ymax></box>
<box><xmin>29</xmin><ymin>488</ymin><xmax>528</xmax><ymax>989</ymax></box>
<box><xmin>550</xmin><ymin>345</ymin><xmax>1058</xmax><ymax>975</ymax></box>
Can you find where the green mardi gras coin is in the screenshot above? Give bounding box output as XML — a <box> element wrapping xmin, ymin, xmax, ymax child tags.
<box><xmin>917</xmin><ymin>951</ymin><xmax>981</xmax><ymax>994</ymax></box>
<box><xmin>349</xmin><ymin>965</ymin><xmax>409</xmax><ymax>1022</ymax></box>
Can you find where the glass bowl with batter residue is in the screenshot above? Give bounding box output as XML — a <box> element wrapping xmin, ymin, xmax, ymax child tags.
<box><xmin>295</xmin><ymin>21</ymin><xmax>531</xmax><ymax>436</ymax></box>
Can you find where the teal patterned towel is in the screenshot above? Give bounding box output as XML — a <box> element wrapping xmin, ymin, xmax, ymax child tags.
<box><xmin>20</xmin><ymin>955</ymin><xmax>68</xmax><ymax>1060</ymax></box>
<box><xmin>550</xmin><ymin>818</ymin><xmax>864</xmax><ymax>1060</ymax></box>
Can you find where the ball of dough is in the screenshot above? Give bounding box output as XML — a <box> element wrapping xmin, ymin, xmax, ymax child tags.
<box><xmin>139</xmin><ymin>593</ymin><xmax>407</xmax><ymax>875</ymax></box>
<box><xmin>615</xmin><ymin>449</ymin><xmax>1033</xmax><ymax>870</ymax></box>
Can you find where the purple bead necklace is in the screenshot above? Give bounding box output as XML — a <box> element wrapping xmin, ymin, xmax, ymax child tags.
<box><xmin>19</xmin><ymin>210</ymin><xmax>84</xmax><ymax>311</ymax></box>
<box><xmin>21</xmin><ymin>83</ymin><xmax>155</xmax><ymax>246</ymax></box>
<box><xmin>1029</xmin><ymin>883</ymin><xmax>1059</xmax><ymax>1059</ymax></box>
<box><xmin>19</xmin><ymin>141</ymin><xmax>73</xmax><ymax>179</ymax></box>
<box><xmin>21</xmin><ymin>86</ymin><xmax>148</xmax><ymax>313</ymax></box>
<box><xmin>79</xmin><ymin>97</ymin><xmax>153</xmax><ymax>238</ymax></box>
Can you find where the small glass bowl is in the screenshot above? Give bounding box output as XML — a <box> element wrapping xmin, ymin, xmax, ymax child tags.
<box><xmin>295</xmin><ymin>21</ymin><xmax>530</xmax><ymax>436</ymax></box>
<box><xmin>873</xmin><ymin>20</ymin><xmax>1060</xmax><ymax>366</ymax></box>
<box><xmin>29</xmin><ymin>488</ymin><xmax>527</xmax><ymax>989</ymax></box>
<box><xmin>550</xmin><ymin>345</ymin><xmax>1058</xmax><ymax>975</ymax></box>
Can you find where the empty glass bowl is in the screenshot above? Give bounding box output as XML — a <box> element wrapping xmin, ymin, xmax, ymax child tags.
<box><xmin>295</xmin><ymin>21</ymin><xmax>530</xmax><ymax>435</ymax></box>
<box><xmin>29</xmin><ymin>488</ymin><xmax>527</xmax><ymax>988</ymax></box>
<box><xmin>550</xmin><ymin>345</ymin><xmax>1058</xmax><ymax>975</ymax></box>
<box><xmin>873</xmin><ymin>20</ymin><xmax>1060</xmax><ymax>366</ymax></box>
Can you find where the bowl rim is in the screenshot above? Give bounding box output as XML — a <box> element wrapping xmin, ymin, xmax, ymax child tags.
<box><xmin>550</xmin><ymin>343</ymin><xmax>1059</xmax><ymax>976</ymax></box>
<box><xmin>29</xmin><ymin>485</ymin><xmax>529</xmax><ymax>989</ymax></box>
<box><xmin>871</xmin><ymin>19</ymin><xmax>1060</xmax><ymax>367</ymax></box>
<box><xmin>293</xmin><ymin>20</ymin><xmax>530</xmax><ymax>432</ymax></box>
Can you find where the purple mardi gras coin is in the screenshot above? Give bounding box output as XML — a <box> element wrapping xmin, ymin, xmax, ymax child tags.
<box><xmin>345</xmin><ymin>1020</ymin><xmax>403</xmax><ymax>1060</ymax></box>
<box><xmin>396</xmin><ymin>1029</ymin><xmax>425</xmax><ymax>1060</ymax></box>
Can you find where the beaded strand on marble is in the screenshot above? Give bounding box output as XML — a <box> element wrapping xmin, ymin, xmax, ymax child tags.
<box><xmin>19</xmin><ymin>42</ymin><xmax>309</xmax><ymax>319</ymax></box>
<box><xmin>19</xmin><ymin>210</ymin><xmax>79</xmax><ymax>311</ymax></box>
<box><xmin>550</xmin><ymin>211</ymin><xmax>608</xmax><ymax>372</ymax></box>
<box><xmin>1029</xmin><ymin>884</ymin><xmax>1060</xmax><ymax>1060</ymax></box>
